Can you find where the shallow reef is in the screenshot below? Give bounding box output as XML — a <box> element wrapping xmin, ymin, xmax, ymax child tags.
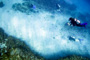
<box><xmin>0</xmin><ymin>0</ymin><xmax>90</xmax><ymax>60</ymax></box>
<box><xmin>12</xmin><ymin>1</ymin><xmax>39</xmax><ymax>14</ymax></box>
<box><xmin>0</xmin><ymin>28</ymin><xmax>44</xmax><ymax>60</ymax></box>
<box><xmin>0</xmin><ymin>28</ymin><xmax>90</xmax><ymax>60</ymax></box>
<box><xmin>59</xmin><ymin>55</ymin><xmax>89</xmax><ymax>60</ymax></box>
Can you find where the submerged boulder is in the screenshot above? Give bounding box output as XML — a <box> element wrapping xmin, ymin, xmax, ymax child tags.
<box><xmin>0</xmin><ymin>2</ymin><xmax>4</xmax><ymax>8</ymax></box>
<box><xmin>12</xmin><ymin>2</ymin><xmax>38</xmax><ymax>14</ymax></box>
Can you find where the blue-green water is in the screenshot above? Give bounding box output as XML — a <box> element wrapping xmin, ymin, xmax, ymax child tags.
<box><xmin>0</xmin><ymin>0</ymin><xmax>90</xmax><ymax>59</ymax></box>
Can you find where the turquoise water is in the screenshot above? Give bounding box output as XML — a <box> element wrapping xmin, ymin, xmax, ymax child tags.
<box><xmin>0</xmin><ymin>0</ymin><xmax>90</xmax><ymax>59</ymax></box>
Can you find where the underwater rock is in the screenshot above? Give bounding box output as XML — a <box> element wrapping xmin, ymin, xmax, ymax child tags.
<box><xmin>12</xmin><ymin>2</ymin><xmax>38</xmax><ymax>14</ymax></box>
<box><xmin>0</xmin><ymin>2</ymin><xmax>4</xmax><ymax>8</ymax></box>
<box><xmin>0</xmin><ymin>28</ymin><xmax>44</xmax><ymax>60</ymax></box>
<box><xmin>0</xmin><ymin>27</ymin><xmax>90</xmax><ymax>60</ymax></box>
<box><xmin>59</xmin><ymin>55</ymin><xmax>89</xmax><ymax>60</ymax></box>
<box><xmin>0</xmin><ymin>28</ymin><xmax>8</xmax><ymax>43</ymax></box>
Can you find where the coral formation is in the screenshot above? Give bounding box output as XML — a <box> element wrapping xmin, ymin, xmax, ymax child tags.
<box><xmin>0</xmin><ymin>28</ymin><xmax>44</xmax><ymax>60</ymax></box>
<box><xmin>0</xmin><ymin>28</ymin><xmax>89</xmax><ymax>60</ymax></box>
<box><xmin>12</xmin><ymin>2</ymin><xmax>38</xmax><ymax>14</ymax></box>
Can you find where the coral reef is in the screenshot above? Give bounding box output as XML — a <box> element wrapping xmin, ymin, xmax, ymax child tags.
<box><xmin>12</xmin><ymin>2</ymin><xmax>39</xmax><ymax>14</ymax></box>
<box><xmin>59</xmin><ymin>55</ymin><xmax>89</xmax><ymax>60</ymax></box>
<box><xmin>0</xmin><ymin>0</ymin><xmax>90</xmax><ymax>60</ymax></box>
<box><xmin>0</xmin><ymin>27</ymin><xmax>89</xmax><ymax>60</ymax></box>
<box><xmin>0</xmin><ymin>28</ymin><xmax>44</xmax><ymax>60</ymax></box>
